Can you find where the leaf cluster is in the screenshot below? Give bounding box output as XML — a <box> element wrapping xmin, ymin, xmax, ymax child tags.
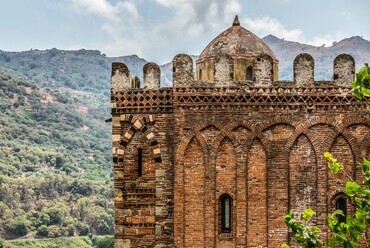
<box><xmin>353</xmin><ymin>63</ymin><xmax>370</xmax><ymax>100</ymax></box>
<box><xmin>282</xmin><ymin>209</ymin><xmax>322</xmax><ymax>248</ymax></box>
<box><xmin>283</xmin><ymin>155</ymin><xmax>370</xmax><ymax>247</ymax></box>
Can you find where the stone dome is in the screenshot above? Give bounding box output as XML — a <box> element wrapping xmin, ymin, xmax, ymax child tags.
<box><xmin>197</xmin><ymin>16</ymin><xmax>277</xmax><ymax>63</ymax></box>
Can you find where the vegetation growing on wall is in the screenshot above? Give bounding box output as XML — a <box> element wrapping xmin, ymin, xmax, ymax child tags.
<box><xmin>283</xmin><ymin>64</ymin><xmax>370</xmax><ymax>247</ymax></box>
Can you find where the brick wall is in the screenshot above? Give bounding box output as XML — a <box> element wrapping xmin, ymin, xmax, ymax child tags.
<box><xmin>112</xmin><ymin>62</ymin><xmax>370</xmax><ymax>247</ymax></box>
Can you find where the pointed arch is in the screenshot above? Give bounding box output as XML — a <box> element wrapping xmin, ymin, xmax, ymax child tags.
<box><xmin>288</xmin><ymin>134</ymin><xmax>317</xmax><ymax>231</ymax></box>
<box><xmin>247</xmin><ymin>139</ymin><xmax>267</xmax><ymax>247</ymax></box>
<box><xmin>183</xmin><ymin>137</ymin><xmax>205</xmax><ymax>247</ymax></box>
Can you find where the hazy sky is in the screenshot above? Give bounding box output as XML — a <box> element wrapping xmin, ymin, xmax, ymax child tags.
<box><xmin>0</xmin><ymin>0</ymin><xmax>369</xmax><ymax>63</ymax></box>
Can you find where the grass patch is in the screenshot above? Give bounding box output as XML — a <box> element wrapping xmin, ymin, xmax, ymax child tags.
<box><xmin>3</xmin><ymin>236</ymin><xmax>92</xmax><ymax>248</ymax></box>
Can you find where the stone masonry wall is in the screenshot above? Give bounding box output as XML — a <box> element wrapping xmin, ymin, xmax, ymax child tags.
<box><xmin>294</xmin><ymin>53</ymin><xmax>314</xmax><ymax>85</ymax></box>
<box><xmin>333</xmin><ymin>54</ymin><xmax>355</xmax><ymax>85</ymax></box>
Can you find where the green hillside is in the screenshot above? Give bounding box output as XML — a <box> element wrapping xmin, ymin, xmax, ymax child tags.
<box><xmin>0</xmin><ymin>70</ymin><xmax>113</xmax><ymax>239</ymax></box>
<box><xmin>2</xmin><ymin>235</ymin><xmax>113</xmax><ymax>248</ymax></box>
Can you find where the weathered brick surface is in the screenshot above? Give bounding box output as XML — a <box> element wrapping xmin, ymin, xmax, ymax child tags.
<box><xmin>111</xmin><ymin>79</ymin><xmax>370</xmax><ymax>247</ymax></box>
<box><xmin>216</xmin><ymin>138</ymin><xmax>236</xmax><ymax>247</ymax></box>
<box><xmin>110</xmin><ymin>18</ymin><xmax>370</xmax><ymax>248</ymax></box>
<box><xmin>247</xmin><ymin>139</ymin><xmax>267</xmax><ymax>247</ymax></box>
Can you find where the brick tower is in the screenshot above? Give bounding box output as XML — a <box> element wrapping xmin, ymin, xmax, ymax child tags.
<box><xmin>111</xmin><ymin>16</ymin><xmax>368</xmax><ymax>247</ymax></box>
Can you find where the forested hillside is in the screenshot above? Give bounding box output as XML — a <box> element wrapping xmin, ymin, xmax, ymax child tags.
<box><xmin>0</xmin><ymin>70</ymin><xmax>113</xmax><ymax>239</ymax></box>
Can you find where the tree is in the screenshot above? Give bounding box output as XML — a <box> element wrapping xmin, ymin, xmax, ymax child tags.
<box><xmin>7</xmin><ymin>216</ymin><xmax>29</xmax><ymax>236</ymax></box>
<box><xmin>36</xmin><ymin>225</ymin><xmax>48</xmax><ymax>237</ymax></box>
<box><xmin>283</xmin><ymin>65</ymin><xmax>370</xmax><ymax>247</ymax></box>
<box><xmin>55</xmin><ymin>156</ymin><xmax>64</xmax><ymax>168</ymax></box>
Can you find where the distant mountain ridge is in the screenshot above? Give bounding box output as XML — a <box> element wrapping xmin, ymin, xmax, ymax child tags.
<box><xmin>0</xmin><ymin>35</ymin><xmax>369</xmax><ymax>88</ymax></box>
<box><xmin>262</xmin><ymin>35</ymin><xmax>370</xmax><ymax>80</ymax></box>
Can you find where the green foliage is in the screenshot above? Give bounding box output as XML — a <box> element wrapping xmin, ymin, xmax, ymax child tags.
<box><xmin>47</xmin><ymin>225</ymin><xmax>64</xmax><ymax>238</ymax></box>
<box><xmin>78</xmin><ymin>224</ymin><xmax>90</xmax><ymax>236</ymax></box>
<box><xmin>282</xmin><ymin>209</ymin><xmax>322</xmax><ymax>248</ymax></box>
<box><xmin>91</xmin><ymin>235</ymin><xmax>114</xmax><ymax>248</ymax></box>
<box><xmin>0</xmin><ymin>238</ymin><xmax>4</xmax><ymax>248</ymax></box>
<box><xmin>67</xmin><ymin>225</ymin><xmax>75</xmax><ymax>237</ymax></box>
<box><xmin>36</xmin><ymin>225</ymin><xmax>48</xmax><ymax>237</ymax></box>
<box><xmin>324</xmin><ymin>152</ymin><xmax>344</xmax><ymax>174</ymax></box>
<box><xmin>0</xmin><ymin>70</ymin><xmax>114</xmax><ymax>239</ymax></box>
<box><xmin>3</xmin><ymin>236</ymin><xmax>93</xmax><ymax>248</ymax></box>
<box><xmin>6</xmin><ymin>217</ymin><xmax>29</xmax><ymax>237</ymax></box>
<box><xmin>284</xmin><ymin>65</ymin><xmax>370</xmax><ymax>247</ymax></box>
<box><xmin>352</xmin><ymin>63</ymin><xmax>370</xmax><ymax>100</ymax></box>
<box><xmin>43</xmin><ymin>203</ymin><xmax>68</xmax><ymax>225</ymax></box>
<box><xmin>284</xmin><ymin>154</ymin><xmax>370</xmax><ymax>247</ymax></box>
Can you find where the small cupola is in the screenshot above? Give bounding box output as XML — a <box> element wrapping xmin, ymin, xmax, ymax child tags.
<box><xmin>196</xmin><ymin>15</ymin><xmax>279</xmax><ymax>84</ymax></box>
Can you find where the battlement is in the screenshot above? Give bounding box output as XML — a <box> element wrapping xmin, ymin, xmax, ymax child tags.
<box><xmin>111</xmin><ymin>53</ymin><xmax>355</xmax><ymax>93</ymax></box>
<box><xmin>110</xmin><ymin>53</ymin><xmax>360</xmax><ymax>116</ymax></box>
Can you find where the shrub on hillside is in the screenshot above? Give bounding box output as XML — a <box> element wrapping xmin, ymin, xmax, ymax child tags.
<box><xmin>36</xmin><ymin>225</ymin><xmax>48</xmax><ymax>237</ymax></box>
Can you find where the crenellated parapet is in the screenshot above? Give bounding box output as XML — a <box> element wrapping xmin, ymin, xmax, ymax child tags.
<box><xmin>110</xmin><ymin>53</ymin><xmax>361</xmax><ymax>115</ymax></box>
<box><xmin>111</xmin><ymin>62</ymin><xmax>131</xmax><ymax>91</ymax></box>
<box><xmin>172</xmin><ymin>54</ymin><xmax>193</xmax><ymax>85</ymax></box>
<box><xmin>294</xmin><ymin>53</ymin><xmax>315</xmax><ymax>85</ymax></box>
<box><xmin>143</xmin><ymin>62</ymin><xmax>161</xmax><ymax>90</ymax></box>
<box><xmin>333</xmin><ymin>54</ymin><xmax>355</xmax><ymax>85</ymax></box>
<box><xmin>254</xmin><ymin>54</ymin><xmax>275</xmax><ymax>85</ymax></box>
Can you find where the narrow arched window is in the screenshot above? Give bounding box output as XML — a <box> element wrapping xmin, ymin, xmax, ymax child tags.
<box><xmin>336</xmin><ymin>198</ymin><xmax>346</xmax><ymax>223</ymax></box>
<box><xmin>137</xmin><ymin>148</ymin><xmax>143</xmax><ymax>177</ymax></box>
<box><xmin>199</xmin><ymin>69</ymin><xmax>202</xmax><ymax>80</ymax></box>
<box><xmin>246</xmin><ymin>66</ymin><xmax>253</xmax><ymax>80</ymax></box>
<box><xmin>220</xmin><ymin>195</ymin><xmax>232</xmax><ymax>233</ymax></box>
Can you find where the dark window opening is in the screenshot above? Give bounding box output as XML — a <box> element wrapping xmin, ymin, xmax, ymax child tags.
<box><xmin>221</xmin><ymin>195</ymin><xmax>232</xmax><ymax>233</ymax></box>
<box><xmin>138</xmin><ymin>148</ymin><xmax>143</xmax><ymax>177</ymax></box>
<box><xmin>246</xmin><ymin>67</ymin><xmax>253</xmax><ymax>80</ymax></box>
<box><xmin>336</xmin><ymin>198</ymin><xmax>346</xmax><ymax>223</ymax></box>
<box><xmin>199</xmin><ymin>69</ymin><xmax>202</xmax><ymax>80</ymax></box>
<box><xmin>333</xmin><ymin>74</ymin><xmax>339</xmax><ymax>80</ymax></box>
<box><xmin>230</xmin><ymin>71</ymin><xmax>234</xmax><ymax>81</ymax></box>
<box><xmin>172</xmin><ymin>66</ymin><xmax>176</xmax><ymax>72</ymax></box>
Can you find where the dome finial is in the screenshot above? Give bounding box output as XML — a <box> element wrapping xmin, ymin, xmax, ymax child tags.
<box><xmin>232</xmin><ymin>15</ymin><xmax>240</xmax><ymax>26</ymax></box>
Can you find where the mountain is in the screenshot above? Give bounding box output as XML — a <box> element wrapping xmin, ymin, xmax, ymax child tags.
<box><xmin>263</xmin><ymin>35</ymin><xmax>370</xmax><ymax>80</ymax></box>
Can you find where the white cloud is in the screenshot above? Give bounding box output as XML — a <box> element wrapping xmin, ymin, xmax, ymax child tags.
<box><xmin>68</xmin><ymin>0</ymin><xmax>244</xmax><ymax>62</ymax></box>
<box><xmin>117</xmin><ymin>1</ymin><xmax>141</xmax><ymax>20</ymax></box>
<box><xmin>242</xmin><ymin>16</ymin><xmax>303</xmax><ymax>42</ymax></box>
<box><xmin>68</xmin><ymin>0</ymin><xmax>334</xmax><ymax>62</ymax></box>
<box><xmin>307</xmin><ymin>32</ymin><xmax>346</xmax><ymax>47</ymax></box>
<box><xmin>70</xmin><ymin>0</ymin><xmax>119</xmax><ymax>20</ymax></box>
